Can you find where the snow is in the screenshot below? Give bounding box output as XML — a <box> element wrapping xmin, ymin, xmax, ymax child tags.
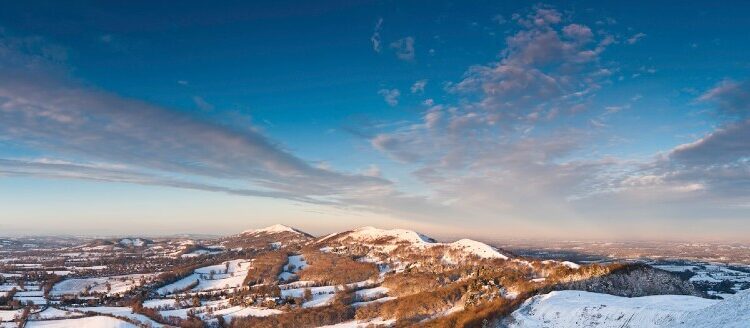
<box><xmin>351</xmin><ymin>296</ymin><xmax>396</xmax><ymax>307</ymax></box>
<box><xmin>157</xmin><ymin>259</ymin><xmax>251</xmax><ymax>295</ymax></box>
<box><xmin>51</xmin><ymin>274</ymin><xmax>154</xmax><ymax>296</ymax></box>
<box><xmin>212</xmin><ymin>306</ymin><xmax>282</xmax><ymax>320</ymax></box>
<box><xmin>158</xmin><ymin>299</ymin><xmax>280</xmax><ymax>321</ymax></box>
<box><xmin>560</xmin><ymin>261</ymin><xmax>581</xmax><ymax>269</ymax></box>
<box><xmin>354</xmin><ymin>286</ymin><xmax>389</xmax><ymax>300</ymax></box>
<box><xmin>0</xmin><ymin>284</ymin><xmax>21</xmax><ymax>292</ymax></box>
<box><xmin>670</xmin><ymin>289</ymin><xmax>750</xmax><ymax>328</ymax></box>
<box><xmin>118</xmin><ymin>238</ymin><xmax>147</xmax><ymax>247</ymax></box>
<box><xmin>279</xmin><ymin>254</ymin><xmax>307</xmax><ymax>281</ymax></box>
<box><xmin>687</xmin><ymin>264</ymin><xmax>750</xmax><ymax>284</ymax></box>
<box><xmin>25</xmin><ymin>316</ymin><xmax>137</xmax><ymax>328</ymax></box>
<box><xmin>327</xmin><ymin>226</ymin><xmax>510</xmax><ymax>261</ymax></box>
<box><xmin>0</xmin><ymin>309</ymin><xmax>23</xmax><ymax>321</ymax></box>
<box><xmin>142</xmin><ymin>298</ymin><xmax>175</xmax><ymax>309</ymax></box>
<box><xmin>317</xmin><ymin>318</ymin><xmax>396</xmax><ymax>328</ymax></box>
<box><xmin>72</xmin><ymin>307</ymin><xmax>163</xmax><ymax>327</ymax></box>
<box><xmin>279</xmin><ymin>272</ymin><xmax>296</xmax><ymax>281</ymax></box>
<box><xmin>29</xmin><ymin>308</ymin><xmax>84</xmax><ymax>320</ymax></box>
<box><xmin>449</xmin><ymin>239</ymin><xmax>508</xmax><ymax>260</ymax></box>
<box><xmin>14</xmin><ymin>296</ymin><xmax>47</xmax><ymax>304</ymax></box>
<box><xmin>344</xmin><ymin>226</ymin><xmax>436</xmax><ymax>244</ymax></box>
<box><xmin>287</xmin><ymin>255</ymin><xmax>307</xmax><ymax>271</ymax></box>
<box><xmin>181</xmin><ymin>249</ymin><xmax>223</xmax><ymax>258</ymax></box>
<box><xmin>280</xmin><ymin>284</ymin><xmax>337</xmax><ymax>307</ymax></box>
<box><xmin>242</xmin><ymin>224</ymin><xmax>302</xmax><ymax>235</ymax></box>
<box><xmin>505</xmin><ymin>290</ymin><xmax>717</xmax><ymax>328</ymax></box>
<box><xmin>155</xmin><ymin>273</ymin><xmax>200</xmax><ymax>295</ymax></box>
<box><xmin>302</xmin><ymin>293</ymin><xmax>336</xmax><ymax>308</ymax></box>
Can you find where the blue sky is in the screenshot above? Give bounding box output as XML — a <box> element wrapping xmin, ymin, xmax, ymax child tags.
<box><xmin>0</xmin><ymin>1</ymin><xmax>748</xmax><ymax>240</ymax></box>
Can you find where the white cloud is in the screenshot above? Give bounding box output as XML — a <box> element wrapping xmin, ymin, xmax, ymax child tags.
<box><xmin>378</xmin><ymin>88</ymin><xmax>400</xmax><ymax>106</ymax></box>
<box><xmin>410</xmin><ymin>79</ymin><xmax>427</xmax><ymax>93</ymax></box>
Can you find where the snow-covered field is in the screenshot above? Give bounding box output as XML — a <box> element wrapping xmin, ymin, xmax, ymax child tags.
<box><xmin>158</xmin><ymin>298</ymin><xmax>281</xmax><ymax>321</ymax></box>
<box><xmin>280</xmin><ymin>284</ymin><xmax>338</xmax><ymax>308</ymax></box>
<box><xmin>51</xmin><ymin>274</ymin><xmax>155</xmax><ymax>297</ymax></box>
<box><xmin>25</xmin><ymin>316</ymin><xmax>137</xmax><ymax>328</ymax></box>
<box><xmin>72</xmin><ymin>306</ymin><xmax>164</xmax><ymax>327</ymax></box>
<box><xmin>354</xmin><ymin>286</ymin><xmax>389</xmax><ymax>301</ymax></box>
<box><xmin>157</xmin><ymin>259</ymin><xmax>251</xmax><ymax>295</ymax></box>
<box><xmin>279</xmin><ymin>254</ymin><xmax>307</xmax><ymax>281</ymax></box>
<box><xmin>28</xmin><ymin>307</ymin><xmax>84</xmax><ymax>320</ymax></box>
<box><xmin>0</xmin><ymin>309</ymin><xmax>23</xmax><ymax>322</ymax></box>
<box><xmin>317</xmin><ymin>318</ymin><xmax>396</xmax><ymax>327</ymax></box>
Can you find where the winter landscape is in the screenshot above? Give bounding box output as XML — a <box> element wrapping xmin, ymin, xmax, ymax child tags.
<box><xmin>2</xmin><ymin>1</ymin><xmax>750</xmax><ymax>327</ymax></box>
<box><xmin>1</xmin><ymin>225</ymin><xmax>749</xmax><ymax>327</ymax></box>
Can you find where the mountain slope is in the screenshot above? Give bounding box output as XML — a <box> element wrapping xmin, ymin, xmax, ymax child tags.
<box><xmin>503</xmin><ymin>289</ymin><xmax>750</xmax><ymax>328</ymax></box>
<box><xmin>318</xmin><ymin>226</ymin><xmax>508</xmax><ymax>261</ymax></box>
<box><xmin>670</xmin><ymin>288</ymin><xmax>750</xmax><ymax>327</ymax></box>
<box><xmin>241</xmin><ymin>224</ymin><xmax>311</xmax><ymax>236</ymax></box>
<box><xmin>504</xmin><ymin>290</ymin><xmax>715</xmax><ymax>328</ymax></box>
<box><xmin>222</xmin><ymin>224</ymin><xmax>314</xmax><ymax>250</ymax></box>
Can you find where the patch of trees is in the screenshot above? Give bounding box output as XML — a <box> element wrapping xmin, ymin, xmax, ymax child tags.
<box><xmin>42</xmin><ymin>274</ymin><xmax>63</xmax><ymax>297</ymax></box>
<box><xmin>381</xmin><ymin>271</ymin><xmax>447</xmax><ymax>297</ymax></box>
<box><xmin>243</xmin><ymin>251</ymin><xmax>287</xmax><ymax>285</ymax></box>
<box><xmin>153</xmin><ymin>263</ymin><xmax>204</xmax><ymax>290</ymax></box>
<box><xmin>0</xmin><ymin>288</ymin><xmax>18</xmax><ymax>308</ymax></box>
<box><xmin>553</xmin><ymin>263</ymin><xmax>701</xmax><ymax>297</ymax></box>
<box><xmin>298</xmin><ymin>251</ymin><xmax>378</xmax><ymax>285</ymax></box>
<box><xmin>355</xmin><ymin>282</ymin><xmax>468</xmax><ymax>323</ymax></box>
<box><xmin>230</xmin><ymin>303</ymin><xmax>355</xmax><ymax>328</ymax></box>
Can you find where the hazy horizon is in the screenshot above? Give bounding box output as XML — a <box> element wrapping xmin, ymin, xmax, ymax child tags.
<box><xmin>1</xmin><ymin>1</ymin><xmax>749</xmax><ymax>242</ymax></box>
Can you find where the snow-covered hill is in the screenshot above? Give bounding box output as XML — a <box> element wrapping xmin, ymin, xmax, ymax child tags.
<box><xmin>222</xmin><ymin>224</ymin><xmax>314</xmax><ymax>250</ymax></box>
<box><xmin>319</xmin><ymin>226</ymin><xmax>508</xmax><ymax>260</ymax></box>
<box><xmin>321</xmin><ymin>226</ymin><xmax>436</xmax><ymax>244</ymax></box>
<box><xmin>241</xmin><ymin>224</ymin><xmax>309</xmax><ymax>236</ymax></box>
<box><xmin>504</xmin><ymin>289</ymin><xmax>750</xmax><ymax>328</ymax></box>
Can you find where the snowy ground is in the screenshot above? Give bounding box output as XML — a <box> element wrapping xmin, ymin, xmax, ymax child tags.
<box><xmin>51</xmin><ymin>274</ymin><xmax>156</xmax><ymax>297</ymax></box>
<box><xmin>354</xmin><ymin>286</ymin><xmax>389</xmax><ymax>301</ymax></box>
<box><xmin>156</xmin><ymin>259</ymin><xmax>251</xmax><ymax>295</ymax></box>
<box><xmin>326</xmin><ymin>226</ymin><xmax>509</xmax><ymax>261</ymax></box>
<box><xmin>505</xmin><ymin>289</ymin><xmax>750</xmax><ymax>328</ymax></box>
<box><xmin>317</xmin><ymin>318</ymin><xmax>396</xmax><ymax>327</ymax></box>
<box><xmin>28</xmin><ymin>307</ymin><xmax>84</xmax><ymax>320</ymax></box>
<box><xmin>25</xmin><ymin>316</ymin><xmax>137</xmax><ymax>328</ymax></box>
<box><xmin>72</xmin><ymin>306</ymin><xmax>164</xmax><ymax>327</ymax></box>
<box><xmin>0</xmin><ymin>309</ymin><xmax>23</xmax><ymax>322</ymax></box>
<box><xmin>671</xmin><ymin>288</ymin><xmax>750</xmax><ymax>328</ymax></box>
<box><xmin>158</xmin><ymin>298</ymin><xmax>281</xmax><ymax>321</ymax></box>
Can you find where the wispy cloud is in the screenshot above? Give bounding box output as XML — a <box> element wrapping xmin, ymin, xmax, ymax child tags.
<box><xmin>370</xmin><ymin>18</ymin><xmax>383</xmax><ymax>53</ymax></box>
<box><xmin>390</xmin><ymin>37</ymin><xmax>415</xmax><ymax>61</ymax></box>
<box><xmin>192</xmin><ymin>96</ymin><xmax>215</xmax><ymax>111</ymax></box>
<box><xmin>626</xmin><ymin>32</ymin><xmax>646</xmax><ymax>45</ymax></box>
<box><xmin>0</xmin><ymin>33</ymin><xmax>391</xmax><ymax>206</ymax></box>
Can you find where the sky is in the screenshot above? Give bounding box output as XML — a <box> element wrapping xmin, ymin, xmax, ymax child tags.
<box><xmin>0</xmin><ymin>1</ymin><xmax>749</xmax><ymax>241</ymax></box>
